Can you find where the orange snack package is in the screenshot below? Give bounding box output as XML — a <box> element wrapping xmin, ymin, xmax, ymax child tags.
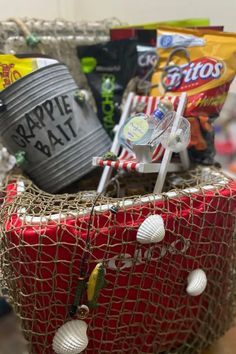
<box><xmin>151</xmin><ymin>27</ymin><xmax>236</xmax><ymax>117</ymax></box>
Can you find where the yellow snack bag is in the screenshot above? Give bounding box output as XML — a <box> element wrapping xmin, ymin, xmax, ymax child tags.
<box><xmin>151</xmin><ymin>27</ymin><xmax>236</xmax><ymax>117</ymax></box>
<box><xmin>0</xmin><ymin>54</ymin><xmax>57</xmax><ymax>90</ymax></box>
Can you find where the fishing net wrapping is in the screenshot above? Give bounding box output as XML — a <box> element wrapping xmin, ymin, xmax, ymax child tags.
<box><xmin>0</xmin><ymin>18</ymin><xmax>235</xmax><ymax>354</ymax></box>
<box><xmin>0</xmin><ymin>18</ymin><xmax>121</xmax><ymax>110</ymax></box>
<box><xmin>0</xmin><ymin>167</ymin><xmax>236</xmax><ymax>354</ymax></box>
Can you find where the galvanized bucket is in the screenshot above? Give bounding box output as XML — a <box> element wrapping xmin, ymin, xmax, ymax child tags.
<box><xmin>0</xmin><ymin>63</ymin><xmax>111</xmax><ymax>192</ymax></box>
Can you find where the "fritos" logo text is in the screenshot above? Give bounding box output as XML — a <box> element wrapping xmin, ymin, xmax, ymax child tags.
<box><xmin>164</xmin><ymin>57</ymin><xmax>225</xmax><ymax>91</ymax></box>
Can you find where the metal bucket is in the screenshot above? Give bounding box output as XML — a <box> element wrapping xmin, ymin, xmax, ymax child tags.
<box><xmin>0</xmin><ymin>63</ymin><xmax>111</xmax><ymax>192</ymax></box>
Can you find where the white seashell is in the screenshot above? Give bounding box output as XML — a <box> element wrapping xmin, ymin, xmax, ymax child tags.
<box><xmin>137</xmin><ymin>215</ymin><xmax>165</xmax><ymax>244</ymax></box>
<box><xmin>53</xmin><ymin>320</ymin><xmax>88</xmax><ymax>354</ymax></box>
<box><xmin>186</xmin><ymin>269</ymin><xmax>207</xmax><ymax>297</ymax></box>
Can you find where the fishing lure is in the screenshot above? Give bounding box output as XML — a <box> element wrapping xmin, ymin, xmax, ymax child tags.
<box><xmin>87</xmin><ymin>263</ymin><xmax>106</xmax><ymax>309</ymax></box>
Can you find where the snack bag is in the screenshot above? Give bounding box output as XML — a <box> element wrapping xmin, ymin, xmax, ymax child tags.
<box><xmin>110</xmin><ymin>29</ymin><xmax>157</xmax><ymax>46</ymax></box>
<box><xmin>136</xmin><ymin>45</ymin><xmax>158</xmax><ymax>79</ymax></box>
<box><xmin>151</xmin><ymin>27</ymin><xmax>236</xmax><ymax>117</ymax></box>
<box><xmin>110</xmin><ymin>27</ymin><xmax>223</xmax><ymax>45</ymax></box>
<box><xmin>77</xmin><ymin>40</ymin><xmax>138</xmax><ymax>135</ymax></box>
<box><xmin>0</xmin><ymin>54</ymin><xmax>57</xmax><ymax>90</ymax></box>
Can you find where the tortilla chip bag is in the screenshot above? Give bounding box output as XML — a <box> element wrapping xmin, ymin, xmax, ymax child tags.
<box><xmin>151</xmin><ymin>27</ymin><xmax>236</xmax><ymax>117</ymax></box>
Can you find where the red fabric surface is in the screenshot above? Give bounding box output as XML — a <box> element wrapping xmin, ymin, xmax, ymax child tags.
<box><xmin>4</xmin><ymin>180</ymin><xmax>236</xmax><ymax>353</ymax></box>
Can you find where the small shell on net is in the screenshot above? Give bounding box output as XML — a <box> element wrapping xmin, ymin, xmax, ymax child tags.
<box><xmin>186</xmin><ymin>269</ymin><xmax>207</xmax><ymax>297</ymax></box>
<box><xmin>53</xmin><ymin>320</ymin><xmax>88</xmax><ymax>354</ymax></box>
<box><xmin>137</xmin><ymin>214</ymin><xmax>165</xmax><ymax>244</ymax></box>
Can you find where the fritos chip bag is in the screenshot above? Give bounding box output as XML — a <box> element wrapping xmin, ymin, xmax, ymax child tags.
<box><xmin>151</xmin><ymin>27</ymin><xmax>236</xmax><ymax>117</ymax></box>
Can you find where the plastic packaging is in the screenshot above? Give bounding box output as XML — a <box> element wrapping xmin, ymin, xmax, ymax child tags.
<box><xmin>151</xmin><ymin>27</ymin><xmax>236</xmax><ymax>117</ymax></box>
<box><xmin>119</xmin><ymin>100</ymin><xmax>173</xmax><ymax>151</ymax></box>
<box><xmin>0</xmin><ymin>54</ymin><xmax>57</xmax><ymax>90</ymax></box>
<box><xmin>161</xmin><ymin>114</ymin><xmax>191</xmax><ymax>152</ymax></box>
<box><xmin>110</xmin><ymin>26</ymin><xmax>223</xmax><ymax>45</ymax></box>
<box><xmin>77</xmin><ymin>40</ymin><xmax>138</xmax><ymax>135</ymax></box>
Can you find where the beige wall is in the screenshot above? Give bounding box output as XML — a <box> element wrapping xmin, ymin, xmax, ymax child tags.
<box><xmin>2</xmin><ymin>0</ymin><xmax>236</xmax><ymax>91</ymax></box>
<box><xmin>0</xmin><ymin>0</ymin><xmax>236</xmax><ymax>32</ymax></box>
